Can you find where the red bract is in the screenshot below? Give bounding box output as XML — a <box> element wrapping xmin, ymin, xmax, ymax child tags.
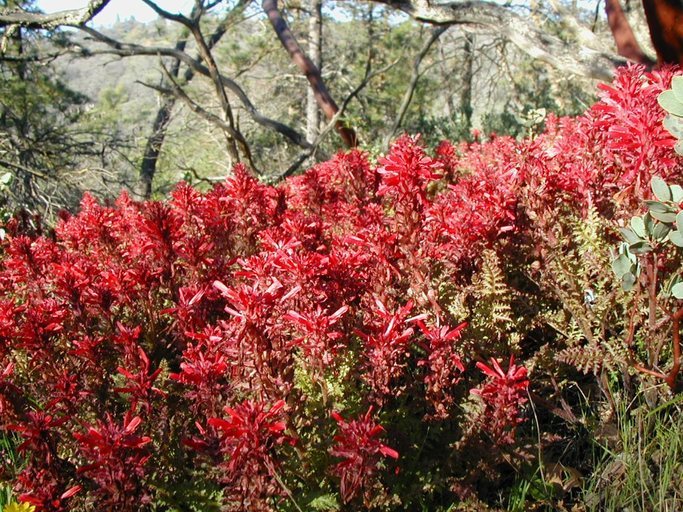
<box><xmin>283</xmin><ymin>305</ymin><xmax>348</xmax><ymax>367</ymax></box>
<box><xmin>416</xmin><ymin>321</ymin><xmax>467</xmax><ymax>419</ymax></box>
<box><xmin>0</xmin><ymin>65</ymin><xmax>680</xmax><ymax>510</ymax></box>
<box><xmin>329</xmin><ymin>407</ymin><xmax>398</xmax><ymax>504</ymax></box>
<box><xmin>378</xmin><ymin>135</ymin><xmax>441</xmax><ymax>206</ymax></box>
<box><xmin>74</xmin><ymin>412</ymin><xmax>151</xmax><ymax>510</ymax></box>
<box><xmin>206</xmin><ymin>400</ymin><xmax>290</xmax><ymax>510</ymax></box>
<box><xmin>358</xmin><ymin>299</ymin><xmax>419</xmax><ymax>401</ymax></box>
<box><xmin>471</xmin><ymin>357</ymin><xmax>530</xmax><ymax>444</ymax></box>
<box><xmin>115</xmin><ymin>346</ymin><xmax>165</xmax><ymax>413</ymax></box>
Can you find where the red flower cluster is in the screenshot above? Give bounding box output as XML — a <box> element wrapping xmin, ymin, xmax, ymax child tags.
<box><xmin>471</xmin><ymin>357</ymin><xmax>530</xmax><ymax>444</ymax></box>
<box><xmin>329</xmin><ymin>408</ymin><xmax>398</xmax><ymax>504</ymax></box>
<box><xmin>206</xmin><ymin>400</ymin><xmax>290</xmax><ymax>510</ymax></box>
<box><xmin>0</xmin><ymin>66</ymin><xmax>680</xmax><ymax>510</ymax></box>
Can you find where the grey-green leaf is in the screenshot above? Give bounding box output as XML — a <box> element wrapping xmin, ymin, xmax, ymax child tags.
<box><xmin>658</xmin><ymin>90</ymin><xmax>683</xmax><ymax>117</ymax></box>
<box><xmin>612</xmin><ymin>254</ymin><xmax>632</xmax><ymax>277</ymax></box>
<box><xmin>622</xmin><ymin>272</ymin><xmax>637</xmax><ymax>291</ymax></box>
<box><xmin>676</xmin><ymin>139</ymin><xmax>683</xmax><ymax>156</ymax></box>
<box><xmin>672</xmin><ymin>282</ymin><xmax>683</xmax><ymax>299</ymax></box>
<box><xmin>673</xmin><ymin>76</ymin><xmax>683</xmax><ymax>103</ymax></box>
<box><xmin>644</xmin><ymin>213</ymin><xmax>654</xmax><ymax>234</ymax></box>
<box><xmin>629</xmin><ymin>241</ymin><xmax>653</xmax><ymax>254</ymax></box>
<box><xmin>620</xmin><ymin>227</ymin><xmax>641</xmax><ymax>244</ymax></box>
<box><xmin>653</xmin><ymin>222</ymin><xmax>671</xmax><ymax>241</ymax></box>
<box><xmin>671</xmin><ymin>185</ymin><xmax>683</xmax><ymax>203</ymax></box>
<box><xmin>630</xmin><ymin>216</ymin><xmax>646</xmax><ymax>238</ymax></box>
<box><xmin>677</xmin><ymin>211</ymin><xmax>683</xmax><ymax>232</ymax></box>
<box><xmin>652</xmin><ymin>176</ymin><xmax>672</xmax><ymax>202</ymax></box>
<box><xmin>645</xmin><ymin>200</ymin><xmax>672</xmax><ymax>214</ymax></box>
<box><xmin>664</xmin><ymin>115</ymin><xmax>683</xmax><ymax>139</ymax></box>
<box><xmin>650</xmin><ymin>210</ymin><xmax>678</xmax><ymax>223</ymax></box>
<box><xmin>670</xmin><ymin>229</ymin><xmax>683</xmax><ymax>247</ymax></box>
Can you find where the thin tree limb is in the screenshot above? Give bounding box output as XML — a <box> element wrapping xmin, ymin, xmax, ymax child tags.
<box><xmin>0</xmin><ymin>0</ymin><xmax>110</xmax><ymax>28</ymax></box>
<box><xmin>385</xmin><ymin>25</ymin><xmax>447</xmax><ymax>147</ymax></box>
<box><xmin>263</xmin><ymin>0</ymin><xmax>358</xmax><ymax>147</ymax></box>
<box><xmin>370</xmin><ymin>0</ymin><xmax>627</xmax><ymax>80</ymax></box>
<box><xmin>77</xmin><ymin>27</ymin><xmax>311</xmax><ymax>149</ymax></box>
<box><xmin>274</xmin><ymin>55</ymin><xmax>398</xmax><ymax>181</ymax></box>
<box><xmin>145</xmin><ymin>63</ymin><xmax>262</xmax><ymax>174</ymax></box>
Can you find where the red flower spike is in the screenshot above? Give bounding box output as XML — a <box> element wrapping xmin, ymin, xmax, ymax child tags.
<box><xmin>329</xmin><ymin>407</ymin><xmax>398</xmax><ymax>504</ymax></box>
<box><xmin>471</xmin><ymin>356</ymin><xmax>530</xmax><ymax>444</ymax></box>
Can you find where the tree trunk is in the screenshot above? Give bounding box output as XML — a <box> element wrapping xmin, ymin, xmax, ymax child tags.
<box><xmin>136</xmin><ymin>3</ymin><xmax>254</xmax><ymax>198</ymax></box>
<box><xmin>138</xmin><ymin>96</ymin><xmax>176</xmax><ymax>199</ymax></box>
<box><xmin>461</xmin><ymin>33</ymin><xmax>474</xmax><ymax>131</ymax></box>
<box><xmin>642</xmin><ymin>0</ymin><xmax>683</xmax><ymax>66</ymax></box>
<box><xmin>605</xmin><ymin>0</ymin><xmax>655</xmax><ymax>65</ymax></box>
<box><xmin>263</xmin><ymin>0</ymin><xmax>357</xmax><ymax>148</ymax></box>
<box><xmin>306</xmin><ymin>0</ymin><xmax>322</xmax><ymax>143</ymax></box>
<box><xmin>137</xmin><ymin>34</ymin><xmax>187</xmax><ymax>199</ymax></box>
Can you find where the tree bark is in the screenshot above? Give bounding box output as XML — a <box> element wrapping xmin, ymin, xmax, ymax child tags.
<box><xmin>605</xmin><ymin>0</ymin><xmax>655</xmax><ymax>65</ymax></box>
<box><xmin>137</xmin><ymin>35</ymin><xmax>188</xmax><ymax>199</ymax></box>
<box><xmin>306</xmin><ymin>0</ymin><xmax>323</xmax><ymax>143</ymax></box>
<box><xmin>263</xmin><ymin>0</ymin><xmax>357</xmax><ymax>148</ymax></box>
<box><xmin>0</xmin><ymin>0</ymin><xmax>110</xmax><ymax>28</ymax></box>
<box><xmin>642</xmin><ymin>0</ymin><xmax>683</xmax><ymax>66</ymax></box>
<box><xmin>461</xmin><ymin>33</ymin><xmax>474</xmax><ymax>131</ymax></box>
<box><xmin>137</xmin><ymin>2</ymin><xmax>250</xmax><ymax>198</ymax></box>
<box><xmin>140</xmin><ymin>0</ymin><xmax>245</xmax><ymax>168</ymax></box>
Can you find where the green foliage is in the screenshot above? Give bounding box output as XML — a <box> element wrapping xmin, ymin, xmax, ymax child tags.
<box><xmin>0</xmin><ymin>433</ymin><xmax>21</xmax><ymax>510</ymax></box>
<box><xmin>659</xmin><ymin>76</ymin><xmax>683</xmax><ymax>155</ymax></box>
<box><xmin>613</xmin><ymin>177</ymin><xmax>683</xmax><ymax>297</ymax></box>
<box><xmin>584</xmin><ymin>393</ymin><xmax>683</xmax><ymax>511</ymax></box>
<box><xmin>0</xmin><ymin>27</ymin><xmax>123</xmax><ymax>215</ymax></box>
<box><xmin>531</xmin><ymin>206</ymin><xmax>631</xmax><ymax>377</ymax></box>
<box><xmin>480</xmin><ymin>61</ymin><xmax>593</xmax><ymax>139</ymax></box>
<box><xmin>467</xmin><ymin>249</ymin><xmax>520</xmax><ymax>353</ymax></box>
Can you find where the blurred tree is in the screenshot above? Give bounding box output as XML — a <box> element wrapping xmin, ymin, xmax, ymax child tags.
<box><xmin>0</xmin><ymin>0</ymin><xmax>120</xmax><ymax>215</ymax></box>
<box><xmin>0</xmin><ymin>0</ymin><xmax>676</xmax><ymax>204</ymax></box>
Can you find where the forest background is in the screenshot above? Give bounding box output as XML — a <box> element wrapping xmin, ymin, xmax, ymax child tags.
<box><xmin>2</xmin><ymin>1</ymin><xmax>683</xmax><ymax>511</ymax></box>
<box><xmin>0</xmin><ymin>0</ymin><xmax>659</xmax><ymax>216</ymax></box>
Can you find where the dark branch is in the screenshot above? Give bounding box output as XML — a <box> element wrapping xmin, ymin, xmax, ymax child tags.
<box><xmin>370</xmin><ymin>0</ymin><xmax>627</xmax><ymax>80</ymax></box>
<box><xmin>77</xmin><ymin>27</ymin><xmax>311</xmax><ymax>149</ymax></box>
<box><xmin>263</xmin><ymin>0</ymin><xmax>358</xmax><ymax>147</ymax></box>
<box><xmin>0</xmin><ymin>0</ymin><xmax>110</xmax><ymax>28</ymax></box>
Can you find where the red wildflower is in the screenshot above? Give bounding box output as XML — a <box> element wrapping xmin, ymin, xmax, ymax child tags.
<box><xmin>471</xmin><ymin>356</ymin><xmax>530</xmax><ymax>444</ymax></box>
<box><xmin>330</xmin><ymin>407</ymin><xmax>398</xmax><ymax>504</ymax></box>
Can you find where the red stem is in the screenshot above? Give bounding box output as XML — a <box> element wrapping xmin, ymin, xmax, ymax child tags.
<box><xmin>665</xmin><ymin>307</ymin><xmax>683</xmax><ymax>389</ymax></box>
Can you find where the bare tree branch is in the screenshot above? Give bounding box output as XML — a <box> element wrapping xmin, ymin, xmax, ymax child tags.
<box><xmin>77</xmin><ymin>26</ymin><xmax>311</xmax><ymax>149</ymax></box>
<box><xmin>370</xmin><ymin>0</ymin><xmax>627</xmax><ymax>80</ymax></box>
<box><xmin>263</xmin><ymin>0</ymin><xmax>358</xmax><ymax>147</ymax></box>
<box><xmin>385</xmin><ymin>25</ymin><xmax>447</xmax><ymax>146</ymax></box>
<box><xmin>144</xmin><ymin>0</ymin><xmax>245</xmax><ymax>167</ymax></box>
<box><xmin>137</xmin><ymin>6</ymin><xmax>198</xmax><ymax>199</ymax></box>
<box><xmin>140</xmin><ymin>69</ymin><xmax>263</xmax><ymax>174</ymax></box>
<box><xmin>0</xmin><ymin>0</ymin><xmax>110</xmax><ymax>29</ymax></box>
<box><xmin>139</xmin><ymin>0</ymin><xmax>190</xmax><ymax>25</ymax></box>
<box><xmin>274</xmin><ymin>53</ymin><xmax>398</xmax><ymax>181</ymax></box>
